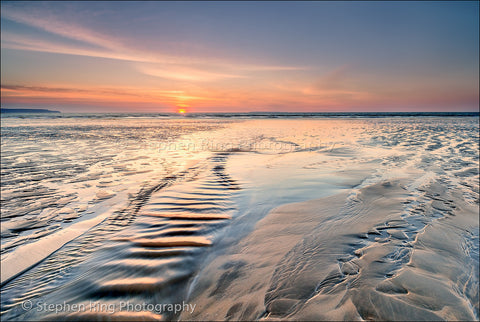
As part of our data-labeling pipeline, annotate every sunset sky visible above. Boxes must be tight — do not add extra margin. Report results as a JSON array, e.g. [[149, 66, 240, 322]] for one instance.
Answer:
[[1, 1, 478, 113]]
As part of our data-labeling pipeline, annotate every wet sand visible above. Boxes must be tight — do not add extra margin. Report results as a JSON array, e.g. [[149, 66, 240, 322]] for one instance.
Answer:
[[1, 117, 478, 321], [183, 180, 478, 320]]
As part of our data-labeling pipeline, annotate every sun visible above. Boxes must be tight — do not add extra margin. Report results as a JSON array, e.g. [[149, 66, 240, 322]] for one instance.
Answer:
[[177, 108, 186, 114]]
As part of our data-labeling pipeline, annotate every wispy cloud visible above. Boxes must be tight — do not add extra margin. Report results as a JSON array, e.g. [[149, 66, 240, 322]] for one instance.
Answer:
[[301, 65, 356, 94], [268, 65, 374, 104], [1, 84, 195, 98], [1, 27, 185, 64], [135, 61, 249, 82], [2, 84, 140, 96], [1, 6, 304, 83], [1, 83, 211, 110], [2, 5, 122, 52]]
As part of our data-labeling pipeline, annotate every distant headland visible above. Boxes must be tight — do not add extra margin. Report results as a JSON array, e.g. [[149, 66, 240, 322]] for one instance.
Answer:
[[1, 108, 61, 113]]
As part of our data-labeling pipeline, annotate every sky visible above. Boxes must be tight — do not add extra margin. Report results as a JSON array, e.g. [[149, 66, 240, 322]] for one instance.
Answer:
[[1, 1, 478, 113]]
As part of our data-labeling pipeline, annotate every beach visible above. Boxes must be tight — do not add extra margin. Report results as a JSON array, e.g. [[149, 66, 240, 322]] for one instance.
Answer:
[[1, 114, 478, 321]]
